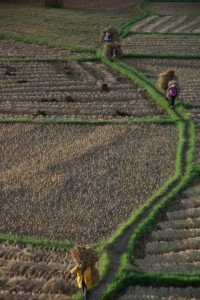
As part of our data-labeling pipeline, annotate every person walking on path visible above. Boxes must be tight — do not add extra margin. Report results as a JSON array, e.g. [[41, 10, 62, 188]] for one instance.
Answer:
[[167, 80, 179, 109], [70, 261, 93, 300]]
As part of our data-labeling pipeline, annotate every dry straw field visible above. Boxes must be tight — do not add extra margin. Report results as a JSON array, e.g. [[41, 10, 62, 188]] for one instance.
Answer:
[[0, 123, 177, 243], [0, 241, 77, 300], [0, 59, 165, 120], [124, 58, 200, 105], [0, 2, 129, 49], [1, 0, 199, 299]]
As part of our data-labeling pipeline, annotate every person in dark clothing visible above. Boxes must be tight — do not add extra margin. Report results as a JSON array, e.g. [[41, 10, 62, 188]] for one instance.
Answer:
[[167, 81, 179, 109]]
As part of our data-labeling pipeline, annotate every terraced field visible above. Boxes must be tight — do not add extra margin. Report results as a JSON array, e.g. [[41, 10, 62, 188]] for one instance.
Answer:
[[122, 34, 200, 55], [1, 0, 200, 299], [0, 2, 129, 49], [123, 57, 200, 167], [0, 123, 177, 244], [147, 2, 200, 16], [133, 184, 200, 274], [186, 108, 200, 165], [124, 58, 200, 105], [118, 285, 200, 300], [0, 39, 94, 59], [0, 60, 165, 120], [0, 242, 77, 300], [130, 15, 200, 33]]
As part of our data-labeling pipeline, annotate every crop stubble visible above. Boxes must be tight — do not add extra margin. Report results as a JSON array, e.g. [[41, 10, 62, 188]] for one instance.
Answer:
[[124, 58, 200, 105], [147, 2, 200, 16], [0, 123, 177, 243], [0, 241, 77, 299], [122, 34, 200, 55], [0, 3, 130, 49], [0, 60, 165, 120]]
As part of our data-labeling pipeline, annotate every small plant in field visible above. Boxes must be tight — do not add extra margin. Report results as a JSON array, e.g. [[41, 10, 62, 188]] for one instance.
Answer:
[[98, 83, 109, 92], [114, 109, 131, 117], [63, 94, 75, 103], [32, 109, 47, 117], [44, 0, 63, 8]]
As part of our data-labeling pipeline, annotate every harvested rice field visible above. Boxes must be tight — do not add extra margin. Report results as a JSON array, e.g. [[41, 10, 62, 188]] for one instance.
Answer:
[[122, 34, 200, 55], [117, 285, 200, 300], [1, 0, 143, 16], [133, 183, 200, 274], [187, 108, 200, 165], [0, 61, 165, 120], [0, 2, 130, 49], [130, 15, 200, 33], [147, 2, 200, 16], [0, 39, 94, 59], [0, 123, 177, 243], [124, 58, 200, 105], [1, 0, 200, 298], [0, 241, 77, 299]]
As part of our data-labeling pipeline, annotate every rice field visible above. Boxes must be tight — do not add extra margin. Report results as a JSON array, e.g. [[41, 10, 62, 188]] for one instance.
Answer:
[[122, 34, 200, 55], [124, 58, 200, 104], [0, 242, 77, 300], [0, 123, 177, 243], [1, 0, 200, 299], [147, 2, 200, 16], [0, 39, 94, 59], [0, 60, 165, 120], [0, 2, 130, 49], [118, 285, 200, 300], [133, 184, 200, 274], [130, 15, 200, 33]]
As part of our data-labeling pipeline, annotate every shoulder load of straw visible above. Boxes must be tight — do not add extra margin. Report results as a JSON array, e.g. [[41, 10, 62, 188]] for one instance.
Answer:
[[101, 43, 123, 59], [91, 266, 100, 285], [99, 26, 120, 44], [71, 246, 99, 267], [156, 69, 178, 92]]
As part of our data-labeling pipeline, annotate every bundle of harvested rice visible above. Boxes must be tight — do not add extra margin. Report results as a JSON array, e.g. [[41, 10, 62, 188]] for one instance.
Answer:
[[91, 266, 100, 285], [102, 43, 123, 59], [71, 246, 99, 267], [156, 69, 178, 92], [99, 27, 120, 44]]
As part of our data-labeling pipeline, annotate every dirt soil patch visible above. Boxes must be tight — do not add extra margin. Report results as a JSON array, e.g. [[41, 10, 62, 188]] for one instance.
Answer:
[[0, 123, 177, 244]]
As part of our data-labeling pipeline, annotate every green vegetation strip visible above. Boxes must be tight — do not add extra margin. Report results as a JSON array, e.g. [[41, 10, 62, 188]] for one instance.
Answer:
[[124, 53, 200, 59], [95, 58, 198, 299], [120, 0, 150, 38], [0, 233, 73, 250], [0, 57, 98, 63], [0, 118, 174, 125], [99, 117, 197, 300], [103, 58, 178, 121], [125, 32, 200, 36], [99, 272, 200, 300]]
